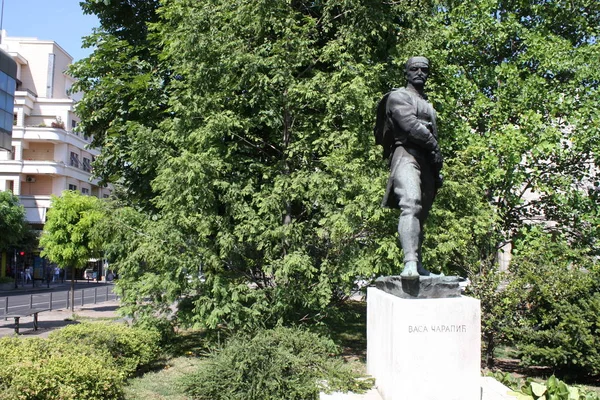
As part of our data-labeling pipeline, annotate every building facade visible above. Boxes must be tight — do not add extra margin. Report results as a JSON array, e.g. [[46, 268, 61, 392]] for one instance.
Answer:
[[0, 47, 17, 152], [0, 31, 111, 230]]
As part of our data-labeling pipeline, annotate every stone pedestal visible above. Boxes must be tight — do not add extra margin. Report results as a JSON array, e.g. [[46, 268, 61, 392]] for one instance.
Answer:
[[367, 287, 481, 400]]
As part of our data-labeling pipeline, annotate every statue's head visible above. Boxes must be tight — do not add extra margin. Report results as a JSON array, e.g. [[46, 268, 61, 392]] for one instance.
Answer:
[[405, 56, 430, 88]]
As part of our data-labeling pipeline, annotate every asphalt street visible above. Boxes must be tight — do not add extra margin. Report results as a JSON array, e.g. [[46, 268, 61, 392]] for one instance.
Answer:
[[0, 282, 116, 316]]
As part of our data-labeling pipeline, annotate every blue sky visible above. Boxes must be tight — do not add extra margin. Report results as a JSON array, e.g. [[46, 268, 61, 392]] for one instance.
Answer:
[[1, 0, 99, 61]]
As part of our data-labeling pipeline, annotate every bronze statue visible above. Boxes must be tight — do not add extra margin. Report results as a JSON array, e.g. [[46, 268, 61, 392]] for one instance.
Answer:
[[374, 56, 443, 279]]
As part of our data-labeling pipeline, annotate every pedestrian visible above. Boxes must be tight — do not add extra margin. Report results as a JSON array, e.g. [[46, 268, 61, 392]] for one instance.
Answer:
[[25, 267, 32, 283], [53, 266, 60, 282]]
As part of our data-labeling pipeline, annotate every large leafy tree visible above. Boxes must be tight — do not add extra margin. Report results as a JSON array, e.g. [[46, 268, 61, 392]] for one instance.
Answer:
[[0, 191, 30, 278], [40, 191, 103, 309], [71, 0, 166, 209], [0, 191, 28, 252], [74, 0, 599, 346]]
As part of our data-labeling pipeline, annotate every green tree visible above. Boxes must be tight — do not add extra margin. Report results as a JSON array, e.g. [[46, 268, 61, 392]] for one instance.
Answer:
[[40, 191, 103, 310], [74, 0, 600, 352], [0, 191, 28, 252], [0, 191, 34, 279], [71, 0, 166, 210], [509, 227, 600, 377]]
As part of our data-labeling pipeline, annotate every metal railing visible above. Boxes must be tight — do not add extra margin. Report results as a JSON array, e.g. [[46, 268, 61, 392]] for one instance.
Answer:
[[1, 286, 118, 317]]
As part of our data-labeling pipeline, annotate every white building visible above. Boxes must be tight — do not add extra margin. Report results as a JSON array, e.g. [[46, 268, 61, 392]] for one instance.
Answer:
[[0, 31, 111, 230]]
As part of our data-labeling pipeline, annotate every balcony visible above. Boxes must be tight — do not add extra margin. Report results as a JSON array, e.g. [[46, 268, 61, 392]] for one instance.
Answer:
[[11, 126, 95, 149], [18, 195, 51, 224], [0, 160, 101, 185]]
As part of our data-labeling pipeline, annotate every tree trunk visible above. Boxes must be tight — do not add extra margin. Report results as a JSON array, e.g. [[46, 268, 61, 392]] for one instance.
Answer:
[[70, 266, 75, 311], [485, 334, 495, 369]]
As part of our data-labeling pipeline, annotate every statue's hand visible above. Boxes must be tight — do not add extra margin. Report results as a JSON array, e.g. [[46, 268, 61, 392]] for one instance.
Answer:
[[430, 149, 443, 166]]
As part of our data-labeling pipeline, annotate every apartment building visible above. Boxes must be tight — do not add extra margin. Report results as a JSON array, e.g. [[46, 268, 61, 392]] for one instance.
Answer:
[[0, 31, 111, 231]]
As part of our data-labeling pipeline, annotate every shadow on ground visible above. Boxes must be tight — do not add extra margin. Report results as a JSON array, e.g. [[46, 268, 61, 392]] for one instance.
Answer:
[[0, 319, 81, 336]]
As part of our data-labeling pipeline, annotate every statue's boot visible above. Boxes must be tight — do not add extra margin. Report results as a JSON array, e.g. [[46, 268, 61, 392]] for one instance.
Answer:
[[400, 261, 419, 279]]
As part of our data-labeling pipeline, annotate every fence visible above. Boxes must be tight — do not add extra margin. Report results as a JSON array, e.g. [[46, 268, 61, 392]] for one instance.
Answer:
[[0, 286, 117, 317]]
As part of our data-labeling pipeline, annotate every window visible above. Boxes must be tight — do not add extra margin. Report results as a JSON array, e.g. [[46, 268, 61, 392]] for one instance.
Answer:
[[81, 188, 90, 195], [68, 184, 77, 191], [69, 152, 79, 167], [82, 157, 91, 172], [0, 71, 15, 134]]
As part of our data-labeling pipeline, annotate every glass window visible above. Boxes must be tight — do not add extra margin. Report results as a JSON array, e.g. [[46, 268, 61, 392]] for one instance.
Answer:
[[0, 92, 6, 110], [7, 77, 15, 94], [3, 111, 11, 131], [0, 72, 7, 92], [5, 94, 13, 115]]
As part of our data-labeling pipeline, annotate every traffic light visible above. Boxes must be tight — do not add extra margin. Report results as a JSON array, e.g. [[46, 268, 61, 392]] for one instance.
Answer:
[[19, 251, 25, 257]]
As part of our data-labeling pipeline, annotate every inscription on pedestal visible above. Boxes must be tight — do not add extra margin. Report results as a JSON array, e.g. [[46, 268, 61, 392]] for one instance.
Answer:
[[408, 324, 467, 333], [367, 287, 481, 400]]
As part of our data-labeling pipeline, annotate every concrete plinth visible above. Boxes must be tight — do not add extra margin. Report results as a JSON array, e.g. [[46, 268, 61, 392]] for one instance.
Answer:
[[367, 286, 481, 400]]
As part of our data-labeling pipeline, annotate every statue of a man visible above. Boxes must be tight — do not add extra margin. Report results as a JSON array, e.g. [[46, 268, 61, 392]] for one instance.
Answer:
[[374, 56, 443, 279]]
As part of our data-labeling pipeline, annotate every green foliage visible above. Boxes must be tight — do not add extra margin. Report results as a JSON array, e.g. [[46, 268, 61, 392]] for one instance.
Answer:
[[0, 191, 29, 252], [180, 326, 372, 400], [509, 228, 600, 376], [488, 372, 600, 400], [76, 0, 600, 353], [0, 322, 164, 399], [39, 191, 104, 270], [465, 262, 521, 368], [0, 336, 124, 400], [48, 322, 161, 376]]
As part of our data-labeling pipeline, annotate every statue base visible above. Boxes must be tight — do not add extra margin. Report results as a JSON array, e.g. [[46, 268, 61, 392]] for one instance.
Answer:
[[374, 275, 463, 299], [367, 286, 481, 400]]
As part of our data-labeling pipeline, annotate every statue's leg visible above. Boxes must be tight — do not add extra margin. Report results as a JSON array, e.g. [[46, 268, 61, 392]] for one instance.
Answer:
[[392, 152, 423, 279], [416, 161, 437, 276]]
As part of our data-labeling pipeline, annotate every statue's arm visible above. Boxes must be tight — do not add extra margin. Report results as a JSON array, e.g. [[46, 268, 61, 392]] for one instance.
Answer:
[[387, 91, 439, 152]]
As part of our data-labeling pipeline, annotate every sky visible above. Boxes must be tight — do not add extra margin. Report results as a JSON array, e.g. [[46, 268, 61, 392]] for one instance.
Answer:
[[1, 0, 99, 62]]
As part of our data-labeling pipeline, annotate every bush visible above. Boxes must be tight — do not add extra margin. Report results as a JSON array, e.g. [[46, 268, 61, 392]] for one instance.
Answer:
[[509, 229, 600, 377], [489, 372, 600, 400], [0, 337, 124, 400], [180, 326, 371, 400], [48, 322, 161, 375]]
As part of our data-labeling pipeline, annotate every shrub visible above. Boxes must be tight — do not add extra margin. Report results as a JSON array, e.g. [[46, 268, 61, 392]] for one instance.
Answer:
[[0, 337, 124, 400], [509, 229, 600, 377], [180, 326, 371, 400], [488, 372, 600, 400], [48, 321, 161, 375]]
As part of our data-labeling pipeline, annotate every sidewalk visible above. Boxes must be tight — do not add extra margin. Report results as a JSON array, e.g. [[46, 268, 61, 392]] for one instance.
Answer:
[[0, 299, 122, 338], [0, 280, 114, 297]]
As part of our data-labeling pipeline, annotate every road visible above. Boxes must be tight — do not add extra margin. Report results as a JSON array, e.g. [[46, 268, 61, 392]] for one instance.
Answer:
[[0, 283, 117, 316]]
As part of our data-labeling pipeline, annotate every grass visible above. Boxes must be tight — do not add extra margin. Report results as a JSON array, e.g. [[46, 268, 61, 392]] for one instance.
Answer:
[[123, 330, 214, 400], [124, 356, 204, 400]]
